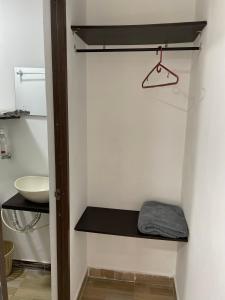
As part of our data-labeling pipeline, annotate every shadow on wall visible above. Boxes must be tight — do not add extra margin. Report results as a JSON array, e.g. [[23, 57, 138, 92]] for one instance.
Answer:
[[176, 105, 201, 298], [9, 117, 49, 176], [3, 211, 50, 263], [176, 50, 206, 298]]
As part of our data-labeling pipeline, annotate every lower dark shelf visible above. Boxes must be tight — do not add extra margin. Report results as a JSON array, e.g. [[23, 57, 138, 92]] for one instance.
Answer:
[[75, 207, 188, 242], [2, 193, 49, 214]]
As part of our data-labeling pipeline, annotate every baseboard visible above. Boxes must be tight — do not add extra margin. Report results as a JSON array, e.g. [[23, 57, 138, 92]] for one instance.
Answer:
[[174, 276, 180, 300], [88, 267, 174, 284], [77, 270, 88, 300], [13, 260, 51, 272], [77, 267, 177, 299]]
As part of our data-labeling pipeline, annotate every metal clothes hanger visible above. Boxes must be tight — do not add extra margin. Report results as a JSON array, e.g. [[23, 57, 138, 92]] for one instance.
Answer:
[[142, 47, 179, 89]]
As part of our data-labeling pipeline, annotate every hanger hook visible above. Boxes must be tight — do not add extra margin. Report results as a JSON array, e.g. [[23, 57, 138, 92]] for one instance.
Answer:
[[159, 46, 163, 63], [156, 46, 163, 73]]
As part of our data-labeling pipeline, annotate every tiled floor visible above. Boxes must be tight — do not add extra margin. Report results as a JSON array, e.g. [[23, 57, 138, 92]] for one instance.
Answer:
[[7, 268, 51, 300], [80, 277, 177, 300], [7, 267, 176, 300]]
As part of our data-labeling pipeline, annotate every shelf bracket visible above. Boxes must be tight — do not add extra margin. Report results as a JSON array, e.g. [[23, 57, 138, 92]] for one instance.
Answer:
[[1, 153, 11, 160]]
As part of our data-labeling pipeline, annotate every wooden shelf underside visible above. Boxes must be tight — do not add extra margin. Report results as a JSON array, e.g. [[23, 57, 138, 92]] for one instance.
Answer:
[[72, 22, 207, 46], [2, 194, 49, 214]]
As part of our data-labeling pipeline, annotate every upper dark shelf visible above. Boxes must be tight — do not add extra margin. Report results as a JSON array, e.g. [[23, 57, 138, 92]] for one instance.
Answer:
[[75, 206, 188, 242], [2, 193, 49, 214], [72, 21, 207, 46]]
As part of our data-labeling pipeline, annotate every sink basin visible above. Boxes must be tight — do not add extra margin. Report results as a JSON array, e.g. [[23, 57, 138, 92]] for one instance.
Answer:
[[14, 176, 49, 203]]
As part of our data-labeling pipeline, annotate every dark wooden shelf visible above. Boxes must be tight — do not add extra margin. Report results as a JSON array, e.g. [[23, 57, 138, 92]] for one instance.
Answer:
[[2, 193, 49, 214], [75, 207, 188, 242], [0, 116, 20, 120], [0, 110, 30, 120], [72, 22, 207, 46]]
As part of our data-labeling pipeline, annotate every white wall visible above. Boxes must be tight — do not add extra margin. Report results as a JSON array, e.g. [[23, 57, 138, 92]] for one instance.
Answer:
[[86, 0, 195, 276], [66, 0, 88, 298], [176, 1, 225, 299], [87, 0, 195, 25], [0, 0, 45, 112], [0, 0, 50, 263]]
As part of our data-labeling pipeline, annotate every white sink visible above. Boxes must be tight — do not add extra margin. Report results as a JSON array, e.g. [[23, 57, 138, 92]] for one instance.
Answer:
[[14, 176, 49, 203]]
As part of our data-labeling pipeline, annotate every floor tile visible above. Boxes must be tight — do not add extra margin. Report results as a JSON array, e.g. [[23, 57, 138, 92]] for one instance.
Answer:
[[8, 287, 17, 297], [7, 267, 51, 300]]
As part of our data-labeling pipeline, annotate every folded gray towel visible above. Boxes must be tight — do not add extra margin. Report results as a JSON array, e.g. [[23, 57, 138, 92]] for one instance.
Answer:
[[138, 201, 188, 239]]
